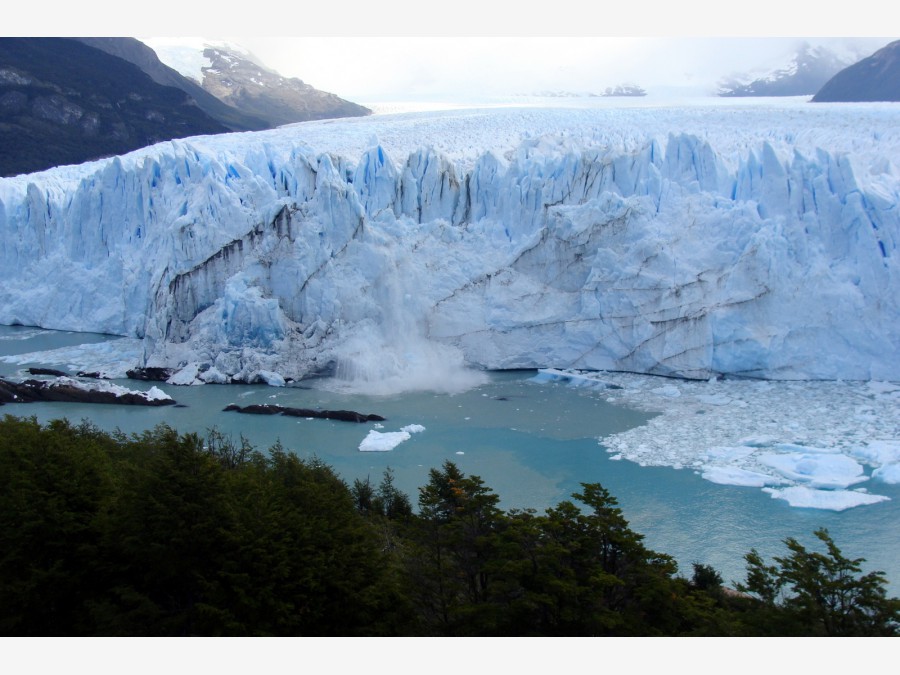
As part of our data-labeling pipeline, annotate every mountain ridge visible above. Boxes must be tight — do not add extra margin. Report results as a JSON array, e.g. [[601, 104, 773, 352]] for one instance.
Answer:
[[813, 40, 900, 102], [718, 41, 873, 97], [0, 37, 230, 177], [74, 37, 270, 131], [142, 39, 371, 127]]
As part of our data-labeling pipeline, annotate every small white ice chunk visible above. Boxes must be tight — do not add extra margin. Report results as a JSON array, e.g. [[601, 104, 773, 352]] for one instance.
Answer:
[[167, 363, 202, 385], [701, 466, 783, 487], [256, 370, 285, 387], [144, 386, 172, 402], [763, 486, 890, 511], [872, 464, 900, 484], [359, 430, 411, 452], [695, 394, 731, 406], [758, 451, 868, 489]]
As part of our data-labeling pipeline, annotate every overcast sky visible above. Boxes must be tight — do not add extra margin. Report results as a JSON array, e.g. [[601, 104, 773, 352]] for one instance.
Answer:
[[142, 36, 894, 103], [10, 1, 897, 102]]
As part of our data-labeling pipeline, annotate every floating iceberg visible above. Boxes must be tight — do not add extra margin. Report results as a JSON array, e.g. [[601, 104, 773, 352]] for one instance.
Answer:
[[762, 486, 890, 511], [358, 423, 425, 452]]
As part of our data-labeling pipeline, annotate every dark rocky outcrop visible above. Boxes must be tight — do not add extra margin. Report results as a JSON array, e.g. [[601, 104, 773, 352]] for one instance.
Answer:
[[126, 367, 174, 381], [223, 403, 385, 423], [27, 367, 68, 377], [813, 40, 900, 102], [0, 377, 175, 406]]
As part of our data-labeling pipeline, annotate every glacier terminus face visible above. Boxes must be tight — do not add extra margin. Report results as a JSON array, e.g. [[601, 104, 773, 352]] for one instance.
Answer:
[[0, 102, 897, 391]]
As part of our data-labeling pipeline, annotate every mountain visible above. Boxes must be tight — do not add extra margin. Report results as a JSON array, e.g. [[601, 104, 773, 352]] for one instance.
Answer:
[[73, 38, 269, 132], [601, 84, 647, 97], [718, 41, 876, 97], [0, 37, 230, 177], [142, 39, 371, 127], [0, 105, 896, 387], [813, 40, 900, 102]]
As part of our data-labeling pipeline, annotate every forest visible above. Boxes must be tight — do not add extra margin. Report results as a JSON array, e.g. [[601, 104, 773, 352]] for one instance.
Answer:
[[1, 414, 898, 636]]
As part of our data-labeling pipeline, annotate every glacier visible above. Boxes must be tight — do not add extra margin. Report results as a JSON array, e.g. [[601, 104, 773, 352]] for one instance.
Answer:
[[0, 102, 898, 390]]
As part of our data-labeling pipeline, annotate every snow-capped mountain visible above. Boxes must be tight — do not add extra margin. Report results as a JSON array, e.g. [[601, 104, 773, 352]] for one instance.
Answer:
[[600, 84, 647, 97], [520, 83, 647, 98], [813, 40, 900, 102], [0, 103, 897, 388], [74, 37, 270, 132], [141, 38, 370, 127], [718, 40, 886, 97]]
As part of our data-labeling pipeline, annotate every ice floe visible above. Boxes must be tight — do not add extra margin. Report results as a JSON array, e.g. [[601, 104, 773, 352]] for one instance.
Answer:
[[0, 338, 144, 379], [535, 368, 900, 510], [358, 424, 426, 452], [762, 486, 890, 511]]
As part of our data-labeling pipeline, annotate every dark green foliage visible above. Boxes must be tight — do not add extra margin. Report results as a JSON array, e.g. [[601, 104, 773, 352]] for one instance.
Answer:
[[402, 461, 503, 634], [0, 416, 115, 634], [1, 416, 897, 636], [351, 467, 412, 521], [400, 464, 721, 636], [738, 529, 900, 636], [691, 562, 724, 592], [0, 416, 396, 635]]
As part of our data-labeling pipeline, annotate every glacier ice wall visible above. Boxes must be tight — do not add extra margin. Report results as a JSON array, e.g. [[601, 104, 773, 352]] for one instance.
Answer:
[[0, 107, 897, 386]]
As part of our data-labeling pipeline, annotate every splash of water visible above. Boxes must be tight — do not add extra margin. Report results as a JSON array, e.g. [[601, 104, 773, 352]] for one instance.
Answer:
[[327, 328, 488, 396], [316, 236, 490, 396]]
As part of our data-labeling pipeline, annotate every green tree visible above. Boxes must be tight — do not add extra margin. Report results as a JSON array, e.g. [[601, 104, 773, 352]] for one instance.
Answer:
[[541, 483, 685, 635], [94, 425, 234, 635], [739, 528, 900, 636], [403, 461, 503, 634], [0, 416, 115, 635], [221, 446, 395, 635]]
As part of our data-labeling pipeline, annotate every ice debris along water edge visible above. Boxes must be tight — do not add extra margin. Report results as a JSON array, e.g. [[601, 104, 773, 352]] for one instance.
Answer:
[[0, 338, 145, 380], [359, 424, 426, 452], [534, 369, 900, 511], [0, 103, 898, 393], [0, 374, 173, 406]]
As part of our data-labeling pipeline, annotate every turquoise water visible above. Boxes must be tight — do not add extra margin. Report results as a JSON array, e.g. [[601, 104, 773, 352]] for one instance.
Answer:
[[2, 324, 898, 590]]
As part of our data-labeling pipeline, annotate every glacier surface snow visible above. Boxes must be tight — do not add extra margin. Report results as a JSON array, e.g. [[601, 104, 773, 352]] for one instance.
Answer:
[[0, 102, 898, 390]]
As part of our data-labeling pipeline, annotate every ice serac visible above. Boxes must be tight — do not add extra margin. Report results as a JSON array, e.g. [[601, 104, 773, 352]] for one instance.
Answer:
[[0, 108, 897, 387]]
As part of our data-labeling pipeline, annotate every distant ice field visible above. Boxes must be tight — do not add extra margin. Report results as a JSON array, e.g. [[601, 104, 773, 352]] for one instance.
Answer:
[[6, 97, 898, 191]]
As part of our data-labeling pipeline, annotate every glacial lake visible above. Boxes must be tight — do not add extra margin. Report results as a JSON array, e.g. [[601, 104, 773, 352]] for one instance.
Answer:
[[2, 324, 899, 591]]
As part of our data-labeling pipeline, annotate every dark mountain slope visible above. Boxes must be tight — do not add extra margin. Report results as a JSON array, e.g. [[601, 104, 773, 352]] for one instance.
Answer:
[[813, 40, 900, 102], [0, 38, 230, 177], [73, 37, 269, 132]]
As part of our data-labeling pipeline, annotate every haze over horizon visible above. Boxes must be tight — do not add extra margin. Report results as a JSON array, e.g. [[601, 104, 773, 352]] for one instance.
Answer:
[[140, 36, 896, 103], [8, 0, 897, 103]]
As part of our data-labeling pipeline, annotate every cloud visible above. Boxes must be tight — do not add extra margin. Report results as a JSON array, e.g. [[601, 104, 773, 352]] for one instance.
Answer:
[[220, 36, 896, 102]]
